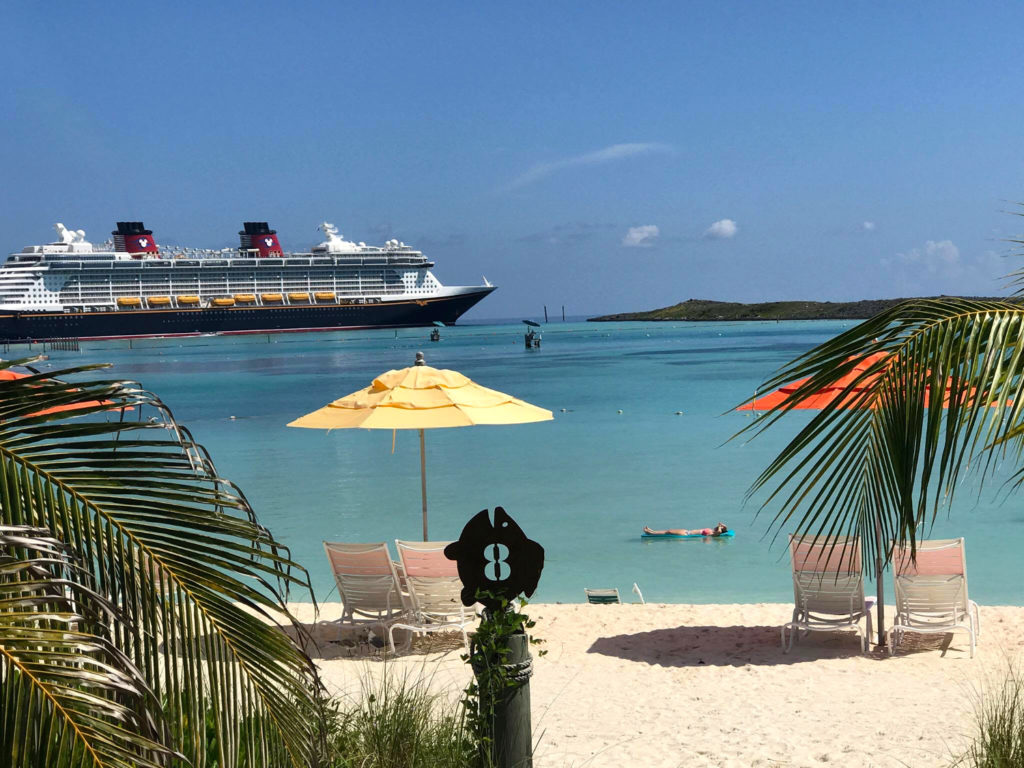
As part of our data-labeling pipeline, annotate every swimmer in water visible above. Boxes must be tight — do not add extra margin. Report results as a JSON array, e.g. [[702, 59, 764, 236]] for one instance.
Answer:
[[644, 523, 728, 537]]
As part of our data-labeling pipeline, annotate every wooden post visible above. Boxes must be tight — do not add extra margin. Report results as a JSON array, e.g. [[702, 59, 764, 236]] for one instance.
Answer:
[[485, 631, 533, 768]]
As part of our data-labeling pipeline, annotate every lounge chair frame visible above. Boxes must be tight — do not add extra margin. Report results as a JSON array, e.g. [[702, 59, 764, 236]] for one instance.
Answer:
[[323, 541, 408, 640], [782, 534, 872, 653], [389, 539, 474, 653], [889, 538, 980, 658]]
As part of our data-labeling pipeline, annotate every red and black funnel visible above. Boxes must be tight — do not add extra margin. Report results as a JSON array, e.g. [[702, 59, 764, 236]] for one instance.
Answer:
[[239, 222, 282, 257], [112, 222, 159, 258]]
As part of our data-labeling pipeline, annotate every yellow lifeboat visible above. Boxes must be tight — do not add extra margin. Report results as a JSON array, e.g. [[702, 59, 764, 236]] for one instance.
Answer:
[[147, 296, 171, 307], [315, 291, 336, 302], [234, 294, 256, 303], [261, 293, 283, 303], [177, 296, 200, 305], [212, 297, 235, 307], [117, 297, 142, 307], [288, 292, 310, 302]]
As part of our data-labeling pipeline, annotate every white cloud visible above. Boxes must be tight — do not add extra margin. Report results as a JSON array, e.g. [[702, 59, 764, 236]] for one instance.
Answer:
[[703, 219, 738, 239], [622, 225, 659, 247], [863, 221, 876, 231], [504, 143, 673, 190], [880, 240, 1007, 295], [892, 239, 960, 273]]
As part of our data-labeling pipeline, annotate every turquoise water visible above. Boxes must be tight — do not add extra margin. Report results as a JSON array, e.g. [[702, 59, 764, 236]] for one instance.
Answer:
[[33, 320, 1024, 605]]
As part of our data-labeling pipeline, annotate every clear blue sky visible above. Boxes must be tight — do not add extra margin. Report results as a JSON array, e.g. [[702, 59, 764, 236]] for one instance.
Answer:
[[3, 1, 1023, 318]]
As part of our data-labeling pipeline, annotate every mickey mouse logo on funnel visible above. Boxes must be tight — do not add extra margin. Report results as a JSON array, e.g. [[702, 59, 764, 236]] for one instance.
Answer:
[[444, 507, 544, 612]]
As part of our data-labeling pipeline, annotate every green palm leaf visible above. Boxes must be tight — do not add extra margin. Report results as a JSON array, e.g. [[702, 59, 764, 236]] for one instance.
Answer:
[[737, 297, 1024, 556], [0, 524, 176, 768], [0, 359, 324, 767]]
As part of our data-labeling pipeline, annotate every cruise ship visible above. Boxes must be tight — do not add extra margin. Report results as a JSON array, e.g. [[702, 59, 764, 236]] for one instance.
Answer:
[[0, 222, 495, 341]]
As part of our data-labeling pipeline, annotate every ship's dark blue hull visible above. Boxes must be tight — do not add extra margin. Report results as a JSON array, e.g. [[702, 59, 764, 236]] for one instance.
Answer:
[[0, 288, 494, 342]]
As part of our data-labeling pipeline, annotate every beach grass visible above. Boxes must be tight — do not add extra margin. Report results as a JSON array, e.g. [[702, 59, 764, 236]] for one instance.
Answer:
[[955, 661, 1024, 767], [323, 665, 476, 768]]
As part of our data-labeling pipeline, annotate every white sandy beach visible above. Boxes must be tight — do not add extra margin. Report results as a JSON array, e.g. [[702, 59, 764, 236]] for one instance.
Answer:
[[282, 602, 1024, 768]]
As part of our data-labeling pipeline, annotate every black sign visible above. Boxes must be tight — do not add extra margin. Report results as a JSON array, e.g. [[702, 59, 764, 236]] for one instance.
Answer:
[[444, 506, 544, 611]]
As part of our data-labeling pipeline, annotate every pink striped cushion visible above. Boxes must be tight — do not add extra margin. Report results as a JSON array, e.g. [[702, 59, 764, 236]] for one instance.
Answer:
[[790, 536, 861, 573], [326, 546, 392, 576], [400, 547, 458, 577], [892, 540, 964, 576]]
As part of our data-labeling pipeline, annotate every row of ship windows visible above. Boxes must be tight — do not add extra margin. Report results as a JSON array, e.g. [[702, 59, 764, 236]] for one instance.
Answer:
[[20, 308, 382, 326], [64, 282, 418, 290], [61, 281, 414, 291], [67, 278, 414, 286], [14, 280, 438, 298], [65, 277, 424, 286], [55, 290, 415, 299], [54, 269, 412, 279]]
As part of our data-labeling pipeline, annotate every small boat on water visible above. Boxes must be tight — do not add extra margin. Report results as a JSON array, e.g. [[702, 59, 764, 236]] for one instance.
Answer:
[[523, 319, 541, 349]]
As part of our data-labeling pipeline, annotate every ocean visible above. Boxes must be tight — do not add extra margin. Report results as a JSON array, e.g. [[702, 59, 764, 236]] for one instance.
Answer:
[[30, 320, 1024, 606]]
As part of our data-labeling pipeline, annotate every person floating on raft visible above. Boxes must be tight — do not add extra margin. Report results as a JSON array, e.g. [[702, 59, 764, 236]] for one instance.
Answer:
[[643, 522, 729, 537]]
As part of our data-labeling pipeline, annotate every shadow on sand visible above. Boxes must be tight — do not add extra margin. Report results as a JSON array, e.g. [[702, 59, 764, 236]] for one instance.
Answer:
[[586, 624, 966, 666], [281, 620, 466, 661]]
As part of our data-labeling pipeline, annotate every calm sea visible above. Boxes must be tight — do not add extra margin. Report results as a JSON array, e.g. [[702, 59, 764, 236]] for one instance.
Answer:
[[33, 320, 1024, 605]]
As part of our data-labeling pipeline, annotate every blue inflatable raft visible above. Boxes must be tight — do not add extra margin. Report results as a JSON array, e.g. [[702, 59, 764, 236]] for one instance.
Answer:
[[641, 530, 735, 540]]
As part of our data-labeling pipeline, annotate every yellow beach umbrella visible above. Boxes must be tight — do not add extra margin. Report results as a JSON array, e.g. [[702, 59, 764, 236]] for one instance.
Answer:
[[288, 352, 553, 539]]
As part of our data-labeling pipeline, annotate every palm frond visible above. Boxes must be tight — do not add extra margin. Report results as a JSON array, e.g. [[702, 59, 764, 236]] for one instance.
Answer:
[[736, 297, 1024, 557], [0, 360, 324, 767], [0, 524, 176, 768]]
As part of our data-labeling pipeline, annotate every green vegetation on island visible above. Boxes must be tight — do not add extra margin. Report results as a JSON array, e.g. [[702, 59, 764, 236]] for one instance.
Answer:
[[588, 297, 1021, 322]]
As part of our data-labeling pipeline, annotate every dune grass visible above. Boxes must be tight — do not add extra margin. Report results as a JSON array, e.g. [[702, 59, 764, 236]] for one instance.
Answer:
[[322, 666, 476, 768], [956, 662, 1024, 767]]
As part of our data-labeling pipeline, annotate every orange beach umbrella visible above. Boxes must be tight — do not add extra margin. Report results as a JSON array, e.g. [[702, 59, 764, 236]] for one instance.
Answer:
[[288, 352, 553, 540], [738, 352, 992, 411], [0, 369, 124, 417]]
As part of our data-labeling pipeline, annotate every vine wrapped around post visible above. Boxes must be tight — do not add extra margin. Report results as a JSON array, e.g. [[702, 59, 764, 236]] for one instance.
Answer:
[[461, 593, 545, 768]]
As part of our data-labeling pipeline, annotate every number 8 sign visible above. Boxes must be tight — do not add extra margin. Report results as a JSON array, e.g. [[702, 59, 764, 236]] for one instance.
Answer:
[[444, 507, 545, 612]]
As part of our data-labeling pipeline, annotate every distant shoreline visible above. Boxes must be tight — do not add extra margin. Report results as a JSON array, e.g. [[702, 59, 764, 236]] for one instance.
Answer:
[[588, 296, 1020, 322]]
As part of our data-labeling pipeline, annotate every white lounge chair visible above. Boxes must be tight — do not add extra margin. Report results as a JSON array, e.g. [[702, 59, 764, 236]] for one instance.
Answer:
[[389, 540, 475, 653], [323, 541, 408, 640], [782, 534, 872, 653], [889, 537, 979, 658]]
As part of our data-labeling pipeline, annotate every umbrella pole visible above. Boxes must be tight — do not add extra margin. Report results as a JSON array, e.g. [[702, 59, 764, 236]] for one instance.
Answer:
[[420, 428, 428, 541], [874, 516, 886, 648]]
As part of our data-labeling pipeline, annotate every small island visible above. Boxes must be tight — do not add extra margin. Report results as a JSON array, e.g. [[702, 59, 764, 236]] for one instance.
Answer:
[[588, 297, 1020, 322]]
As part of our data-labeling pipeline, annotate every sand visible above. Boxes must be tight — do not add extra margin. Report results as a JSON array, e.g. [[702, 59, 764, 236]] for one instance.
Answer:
[[284, 602, 1023, 768]]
